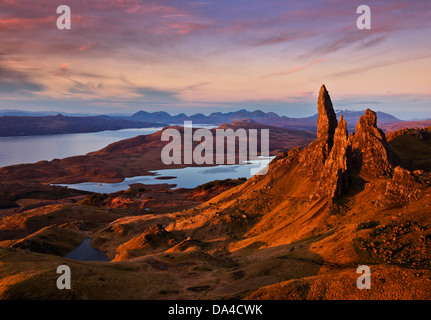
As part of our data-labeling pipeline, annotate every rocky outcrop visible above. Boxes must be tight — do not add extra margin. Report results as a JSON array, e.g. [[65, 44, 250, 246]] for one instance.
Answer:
[[299, 85, 337, 174], [299, 87, 398, 201], [386, 127, 431, 142], [298, 137, 332, 175], [376, 166, 424, 208], [348, 109, 395, 179], [317, 85, 338, 141], [114, 224, 179, 261], [314, 115, 349, 199]]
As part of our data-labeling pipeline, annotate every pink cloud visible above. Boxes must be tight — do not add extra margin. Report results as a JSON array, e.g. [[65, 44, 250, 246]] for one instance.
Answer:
[[182, 80, 214, 91], [52, 63, 71, 77], [262, 59, 325, 78], [78, 44, 93, 51], [0, 16, 52, 30], [164, 21, 207, 35]]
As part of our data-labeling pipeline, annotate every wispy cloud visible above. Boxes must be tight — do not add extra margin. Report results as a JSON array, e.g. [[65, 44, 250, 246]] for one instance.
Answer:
[[52, 63, 72, 77], [330, 54, 431, 78], [0, 0, 430, 117], [182, 80, 214, 91], [262, 59, 324, 78], [133, 87, 181, 103], [0, 62, 44, 93], [78, 44, 93, 51]]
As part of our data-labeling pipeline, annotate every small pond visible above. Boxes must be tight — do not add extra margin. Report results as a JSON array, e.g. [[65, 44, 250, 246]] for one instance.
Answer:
[[64, 238, 110, 262]]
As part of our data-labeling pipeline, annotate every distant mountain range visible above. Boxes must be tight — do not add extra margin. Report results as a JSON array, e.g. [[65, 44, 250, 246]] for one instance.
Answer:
[[127, 109, 402, 132], [1, 108, 428, 137], [0, 114, 162, 137], [0, 109, 130, 118]]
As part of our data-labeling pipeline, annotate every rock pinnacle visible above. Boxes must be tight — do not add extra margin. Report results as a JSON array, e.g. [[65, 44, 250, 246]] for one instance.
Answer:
[[317, 85, 338, 140]]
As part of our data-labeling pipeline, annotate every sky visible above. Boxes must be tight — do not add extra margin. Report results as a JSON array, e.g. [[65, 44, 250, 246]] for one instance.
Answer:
[[1, 0, 431, 119]]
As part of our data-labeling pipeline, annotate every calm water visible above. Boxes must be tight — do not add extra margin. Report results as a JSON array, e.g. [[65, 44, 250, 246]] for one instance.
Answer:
[[0, 125, 218, 168], [64, 238, 110, 262], [0, 127, 164, 168], [0, 124, 271, 193], [55, 158, 273, 193]]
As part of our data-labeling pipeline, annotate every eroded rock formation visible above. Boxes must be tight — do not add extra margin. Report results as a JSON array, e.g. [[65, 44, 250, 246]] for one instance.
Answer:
[[348, 109, 395, 179], [317, 85, 338, 141], [300, 86, 398, 201], [299, 85, 337, 174], [314, 115, 349, 199], [376, 166, 424, 208]]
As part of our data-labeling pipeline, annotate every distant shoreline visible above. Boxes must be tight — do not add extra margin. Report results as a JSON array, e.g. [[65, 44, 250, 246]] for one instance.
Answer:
[[0, 114, 164, 137]]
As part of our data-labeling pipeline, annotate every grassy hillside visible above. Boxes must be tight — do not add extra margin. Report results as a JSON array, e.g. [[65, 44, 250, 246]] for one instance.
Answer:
[[388, 127, 431, 171]]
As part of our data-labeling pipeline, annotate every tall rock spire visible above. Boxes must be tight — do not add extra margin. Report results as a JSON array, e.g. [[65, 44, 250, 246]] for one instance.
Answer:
[[317, 85, 338, 141], [298, 85, 338, 174], [314, 114, 349, 200]]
